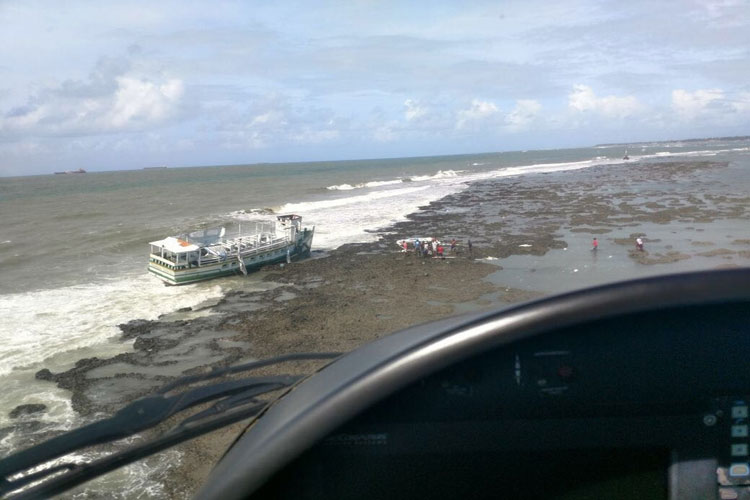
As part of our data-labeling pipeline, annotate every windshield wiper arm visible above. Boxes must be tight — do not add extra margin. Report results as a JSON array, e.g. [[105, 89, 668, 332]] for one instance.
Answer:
[[0, 375, 297, 497], [6, 397, 270, 499], [0, 351, 342, 499], [156, 351, 344, 394]]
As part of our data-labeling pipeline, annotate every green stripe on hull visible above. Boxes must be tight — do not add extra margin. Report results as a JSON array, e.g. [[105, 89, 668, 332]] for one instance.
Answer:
[[148, 266, 234, 285]]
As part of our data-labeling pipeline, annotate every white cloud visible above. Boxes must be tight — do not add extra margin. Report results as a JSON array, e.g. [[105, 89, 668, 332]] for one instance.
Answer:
[[374, 122, 398, 142], [292, 128, 340, 144], [692, 0, 745, 24], [108, 77, 184, 128], [568, 85, 640, 119], [732, 92, 750, 114], [1, 73, 185, 136], [671, 88, 724, 121], [404, 99, 427, 121], [219, 109, 285, 149], [217, 100, 343, 150], [456, 99, 499, 130], [249, 110, 287, 128], [220, 129, 266, 149], [505, 99, 541, 131]]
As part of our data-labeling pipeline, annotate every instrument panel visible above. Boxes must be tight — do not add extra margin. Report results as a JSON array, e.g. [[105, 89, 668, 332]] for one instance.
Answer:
[[265, 302, 750, 499], [198, 270, 750, 500]]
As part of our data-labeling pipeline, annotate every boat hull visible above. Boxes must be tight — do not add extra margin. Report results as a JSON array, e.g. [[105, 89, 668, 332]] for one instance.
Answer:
[[148, 228, 313, 285]]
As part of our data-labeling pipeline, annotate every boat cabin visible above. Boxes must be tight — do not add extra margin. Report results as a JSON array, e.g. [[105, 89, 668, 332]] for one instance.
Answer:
[[149, 237, 203, 270]]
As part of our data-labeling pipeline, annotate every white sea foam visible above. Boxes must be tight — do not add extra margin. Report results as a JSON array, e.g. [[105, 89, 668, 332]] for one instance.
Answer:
[[467, 158, 614, 182], [0, 275, 224, 376], [281, 169, 485, 249], [228, 208, 279, 221], [281, 185, 446, 249], [326, 174, 464, 191], [327, 183, 356, 190], [0, 273, 226, 447], [634, 146, 750, 162], [0, 273, 225, 464], [326, 179, 404, 190], [409, 169, 463, 181]]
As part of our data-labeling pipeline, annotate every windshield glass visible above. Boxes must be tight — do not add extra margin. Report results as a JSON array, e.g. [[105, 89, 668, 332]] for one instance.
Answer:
[[1, 1, 749, 498]]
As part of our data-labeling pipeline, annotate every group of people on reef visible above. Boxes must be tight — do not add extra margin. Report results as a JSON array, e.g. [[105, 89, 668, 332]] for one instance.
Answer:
[[402, 237, 468, 258], [591, 237, 646, 252]]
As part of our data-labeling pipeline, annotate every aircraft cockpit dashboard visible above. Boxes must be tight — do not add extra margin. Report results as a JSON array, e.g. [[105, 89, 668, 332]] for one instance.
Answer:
[[199, 269, 750, 500]]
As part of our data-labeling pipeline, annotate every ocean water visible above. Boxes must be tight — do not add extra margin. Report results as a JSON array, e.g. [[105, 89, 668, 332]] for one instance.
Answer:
[[1, 140, 749, 495]]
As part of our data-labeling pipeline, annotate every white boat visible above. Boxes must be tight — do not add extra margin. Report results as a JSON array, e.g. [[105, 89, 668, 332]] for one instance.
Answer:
[[148, 214, 314, 285]]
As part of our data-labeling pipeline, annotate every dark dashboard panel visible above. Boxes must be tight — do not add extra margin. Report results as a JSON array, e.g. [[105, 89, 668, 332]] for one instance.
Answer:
[[198, 270, 750, 500], [259, 302, 750, 499], [362, 303, 750, 423]]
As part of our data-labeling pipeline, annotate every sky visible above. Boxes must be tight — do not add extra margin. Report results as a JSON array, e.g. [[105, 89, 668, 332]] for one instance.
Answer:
[[1, 0, 749, 176]]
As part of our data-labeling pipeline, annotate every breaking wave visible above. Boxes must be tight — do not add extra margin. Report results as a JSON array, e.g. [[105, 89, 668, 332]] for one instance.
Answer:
[[409, 169, 464, 181], [325, 169, 465, 191], [327, 179, 404, 190]]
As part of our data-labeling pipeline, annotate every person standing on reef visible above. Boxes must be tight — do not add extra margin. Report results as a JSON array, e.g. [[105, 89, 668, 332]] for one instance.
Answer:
[[636, 237, 644, 251], [414, 239, 421, 256], [467, 239, 473, 257], [592, 238, 598, 251], [450, 239, 457, 253]]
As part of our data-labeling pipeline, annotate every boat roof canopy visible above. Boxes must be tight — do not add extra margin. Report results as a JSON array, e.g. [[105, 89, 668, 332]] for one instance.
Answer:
[[149, 237, 201, 253]]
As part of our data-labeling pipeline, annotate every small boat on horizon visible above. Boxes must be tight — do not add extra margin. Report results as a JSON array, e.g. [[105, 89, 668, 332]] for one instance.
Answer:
[[54, 168, 87, 174], [148, 214, 314, 285]]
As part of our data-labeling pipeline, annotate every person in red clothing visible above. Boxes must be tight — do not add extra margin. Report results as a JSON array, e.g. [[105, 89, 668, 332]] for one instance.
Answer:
[[437, 244, 444, 258], [592, 238, 598, 251]]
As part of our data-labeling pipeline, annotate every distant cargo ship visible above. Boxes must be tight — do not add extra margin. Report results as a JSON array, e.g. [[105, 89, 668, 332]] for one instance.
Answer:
[[54, 168, 87, 175]]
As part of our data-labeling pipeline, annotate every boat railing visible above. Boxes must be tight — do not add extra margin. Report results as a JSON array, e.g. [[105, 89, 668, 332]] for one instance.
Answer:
[[149, 255, 189, 271], [220, 235, 289, 255], [149, 233, 293, 271], [149, 255, 175, 266]]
